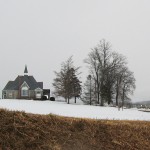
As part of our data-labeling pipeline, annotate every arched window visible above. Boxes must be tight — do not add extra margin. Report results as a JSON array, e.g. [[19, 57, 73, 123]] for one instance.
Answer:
[[21, 86, 28, 96]]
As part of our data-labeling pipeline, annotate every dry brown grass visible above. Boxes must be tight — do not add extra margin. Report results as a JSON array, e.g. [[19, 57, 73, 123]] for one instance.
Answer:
[[0, 109, 150, 150]]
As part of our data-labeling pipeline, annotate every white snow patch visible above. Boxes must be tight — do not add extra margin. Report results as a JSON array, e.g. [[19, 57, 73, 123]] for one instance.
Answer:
[[0, 99, 150, 121]]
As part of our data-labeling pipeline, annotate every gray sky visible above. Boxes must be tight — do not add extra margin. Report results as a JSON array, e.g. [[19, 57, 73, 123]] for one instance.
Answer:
[[0, 0, 150, 101]]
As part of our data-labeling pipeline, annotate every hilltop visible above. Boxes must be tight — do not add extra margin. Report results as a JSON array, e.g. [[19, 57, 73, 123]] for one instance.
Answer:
[[0, 99, 150, 121]]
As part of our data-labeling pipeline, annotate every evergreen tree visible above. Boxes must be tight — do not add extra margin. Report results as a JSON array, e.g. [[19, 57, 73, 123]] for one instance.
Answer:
[[53, 57, 82, 104]]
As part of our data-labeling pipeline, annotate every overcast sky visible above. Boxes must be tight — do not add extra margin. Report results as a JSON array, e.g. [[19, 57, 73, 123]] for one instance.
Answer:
[[0, 0, 150, 101]]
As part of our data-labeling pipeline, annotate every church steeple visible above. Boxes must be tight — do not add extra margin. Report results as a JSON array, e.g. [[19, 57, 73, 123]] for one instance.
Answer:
[[24, 65, 28, 75]]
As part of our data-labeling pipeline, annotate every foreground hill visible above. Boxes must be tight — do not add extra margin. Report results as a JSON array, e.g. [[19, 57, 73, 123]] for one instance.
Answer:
[[0, 109, 150, 150]]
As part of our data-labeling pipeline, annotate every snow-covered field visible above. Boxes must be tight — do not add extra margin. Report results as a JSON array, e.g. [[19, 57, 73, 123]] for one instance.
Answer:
[[0, 99, 150, 121]]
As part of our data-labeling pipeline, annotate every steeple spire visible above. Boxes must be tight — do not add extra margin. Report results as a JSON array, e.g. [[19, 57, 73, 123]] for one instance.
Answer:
[[24, 65, 28, 75]]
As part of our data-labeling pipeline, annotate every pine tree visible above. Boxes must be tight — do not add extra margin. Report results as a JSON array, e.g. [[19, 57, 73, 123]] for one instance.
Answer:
[[53, 57, 82, 104]]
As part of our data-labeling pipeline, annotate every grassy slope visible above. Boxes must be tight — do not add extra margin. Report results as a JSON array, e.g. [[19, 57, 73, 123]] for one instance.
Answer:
[[0, 109, 150, 150]]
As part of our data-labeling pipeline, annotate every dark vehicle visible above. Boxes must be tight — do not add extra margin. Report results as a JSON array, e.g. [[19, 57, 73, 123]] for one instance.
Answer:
[[50, 97, 55, 101], [41, 95, 47, 100]]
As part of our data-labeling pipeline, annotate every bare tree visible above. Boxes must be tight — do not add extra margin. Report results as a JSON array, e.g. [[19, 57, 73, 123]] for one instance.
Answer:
[[110, 52, 127, 106], [81, 75, 97, 105], [120, 69, 136, 108], [84, 49, 101, 104], [85, 39, 112, 106], [85, 39, 136, 106]]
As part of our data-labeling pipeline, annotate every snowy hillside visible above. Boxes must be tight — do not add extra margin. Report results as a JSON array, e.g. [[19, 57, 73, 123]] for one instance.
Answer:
[[0, 99, 150, 121]]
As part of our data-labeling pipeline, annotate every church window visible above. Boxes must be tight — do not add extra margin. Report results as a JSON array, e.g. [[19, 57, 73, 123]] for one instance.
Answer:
[[21, 86, 28, 96]]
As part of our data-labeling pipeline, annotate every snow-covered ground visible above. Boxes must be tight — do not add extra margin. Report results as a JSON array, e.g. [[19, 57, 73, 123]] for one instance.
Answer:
[[0, 99, 150, 121]]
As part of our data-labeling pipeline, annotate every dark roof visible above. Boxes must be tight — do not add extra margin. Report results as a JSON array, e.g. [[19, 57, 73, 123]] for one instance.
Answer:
[[38, 82, 43, 89], [3, 81, 15, 91], [3, 75, 43, 90]]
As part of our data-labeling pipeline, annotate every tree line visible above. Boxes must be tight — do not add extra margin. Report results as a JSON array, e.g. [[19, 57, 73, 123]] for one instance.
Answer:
[[53, 39, 136, 106]]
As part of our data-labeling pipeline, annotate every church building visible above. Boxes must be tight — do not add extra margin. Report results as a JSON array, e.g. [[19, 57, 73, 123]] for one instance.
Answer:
[[2, 66, 50, 100]]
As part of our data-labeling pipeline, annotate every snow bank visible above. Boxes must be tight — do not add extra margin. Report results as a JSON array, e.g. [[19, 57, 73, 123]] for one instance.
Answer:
[[0, 99, 150, 121]]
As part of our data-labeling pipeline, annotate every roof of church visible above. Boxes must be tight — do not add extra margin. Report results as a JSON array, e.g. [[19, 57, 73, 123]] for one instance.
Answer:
[[3, 75, 43, 90]]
